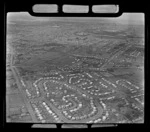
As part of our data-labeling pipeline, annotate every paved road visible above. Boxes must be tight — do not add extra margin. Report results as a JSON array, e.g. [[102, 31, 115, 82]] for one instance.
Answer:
[[9, 52, 39, 122], [99, 44, 132, 71]]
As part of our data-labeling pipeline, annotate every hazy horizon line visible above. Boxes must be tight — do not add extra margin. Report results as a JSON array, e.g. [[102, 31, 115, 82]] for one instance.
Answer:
[[7, 12, 144, 25]]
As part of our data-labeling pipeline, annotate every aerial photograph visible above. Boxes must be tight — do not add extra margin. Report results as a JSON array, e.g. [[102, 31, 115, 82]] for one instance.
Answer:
[[6, 12, 144, 124]]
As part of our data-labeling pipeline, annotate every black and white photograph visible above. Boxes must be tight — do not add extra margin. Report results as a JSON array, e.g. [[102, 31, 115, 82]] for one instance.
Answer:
[[6, 7, 144, 124]]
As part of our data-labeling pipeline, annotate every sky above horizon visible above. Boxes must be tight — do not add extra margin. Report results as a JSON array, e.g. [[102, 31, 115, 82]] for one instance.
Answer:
[[7, 12, 144, 25]]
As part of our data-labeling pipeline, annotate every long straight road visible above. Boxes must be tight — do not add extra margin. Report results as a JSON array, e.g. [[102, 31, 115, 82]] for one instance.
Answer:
[[99, 43, 132, 71], [7, 48, 39, 122], [11, 64, 39, 122]]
